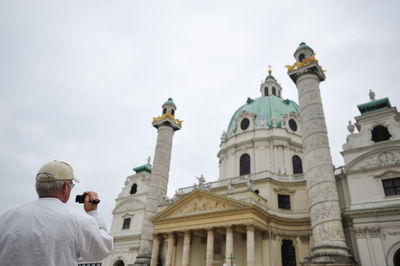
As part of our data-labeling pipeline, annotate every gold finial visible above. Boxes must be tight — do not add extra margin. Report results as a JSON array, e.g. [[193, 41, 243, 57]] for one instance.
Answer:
[[268, 65, 272, 74]]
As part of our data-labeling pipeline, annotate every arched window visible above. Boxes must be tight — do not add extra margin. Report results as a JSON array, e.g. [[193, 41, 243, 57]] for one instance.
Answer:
[[240, 154, 250, 176], [394, 248, 400, 266], [272, 87, 276, 95], [281, 240, 296, 266], [264, 87, 269, 96], [292, 155, 303, 174], [299, 53, 305, 62], [371, 125, 391, 142], [113, 260, 125, 266], [130, 183, 137, 194], [171, 109, 175, 116], [163, 108, 167, 114]]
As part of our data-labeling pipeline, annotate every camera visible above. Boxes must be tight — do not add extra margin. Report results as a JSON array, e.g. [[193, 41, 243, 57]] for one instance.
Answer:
[[75, 193, 100, 204]]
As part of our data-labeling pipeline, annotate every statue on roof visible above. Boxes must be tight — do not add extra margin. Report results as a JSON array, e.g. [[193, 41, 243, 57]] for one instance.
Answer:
[[369, 89, 376, 101]]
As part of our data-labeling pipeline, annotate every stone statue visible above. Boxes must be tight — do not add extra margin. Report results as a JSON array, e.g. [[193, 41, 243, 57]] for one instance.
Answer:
[[347, 121, 355, 134], [369, 89, 376, 101], [196, 174, 206, 187]]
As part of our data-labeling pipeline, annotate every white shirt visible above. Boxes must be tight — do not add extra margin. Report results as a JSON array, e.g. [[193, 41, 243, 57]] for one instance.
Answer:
[[0, 198, 113, 266]]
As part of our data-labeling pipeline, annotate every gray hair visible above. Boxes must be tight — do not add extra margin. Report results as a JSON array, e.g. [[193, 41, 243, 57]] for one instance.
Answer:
[[35, 180, 67, 197]]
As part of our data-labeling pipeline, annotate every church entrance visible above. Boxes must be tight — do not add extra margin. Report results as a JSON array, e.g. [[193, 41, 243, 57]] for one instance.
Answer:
[[281, 239, 296, 266]]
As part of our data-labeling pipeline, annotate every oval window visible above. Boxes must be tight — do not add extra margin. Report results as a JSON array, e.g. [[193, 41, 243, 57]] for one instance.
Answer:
[[289, 119, 297, 131], [240, 118, 250, 130]]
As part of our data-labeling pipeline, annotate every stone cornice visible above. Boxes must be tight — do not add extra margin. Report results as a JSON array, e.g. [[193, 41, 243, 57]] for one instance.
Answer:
[[343, 204, 400, 218]]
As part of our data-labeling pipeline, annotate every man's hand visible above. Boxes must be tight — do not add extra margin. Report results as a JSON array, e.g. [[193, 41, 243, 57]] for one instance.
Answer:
[[84, 191, 99, 212]]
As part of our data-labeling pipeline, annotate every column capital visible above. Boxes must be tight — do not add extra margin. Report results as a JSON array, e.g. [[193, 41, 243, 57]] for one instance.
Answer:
[[226, 225, 234, 232], [205, 227, 214, 233], [246, 223, 255, 231]]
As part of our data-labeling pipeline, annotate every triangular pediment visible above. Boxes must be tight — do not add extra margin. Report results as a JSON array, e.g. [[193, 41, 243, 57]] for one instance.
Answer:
[[151, 190, 251, 222]]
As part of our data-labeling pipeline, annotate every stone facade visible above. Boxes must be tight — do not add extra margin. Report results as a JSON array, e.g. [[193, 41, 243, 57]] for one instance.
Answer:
[[102, 43, 400, 266], [338, 96, 400, 266]]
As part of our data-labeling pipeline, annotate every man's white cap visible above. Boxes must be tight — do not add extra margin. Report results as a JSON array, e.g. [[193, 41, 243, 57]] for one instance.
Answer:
[[36, 160, 80, 183]]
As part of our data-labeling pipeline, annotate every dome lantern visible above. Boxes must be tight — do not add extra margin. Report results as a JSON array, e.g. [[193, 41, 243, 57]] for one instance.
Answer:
[[260, 66, 283, 98]]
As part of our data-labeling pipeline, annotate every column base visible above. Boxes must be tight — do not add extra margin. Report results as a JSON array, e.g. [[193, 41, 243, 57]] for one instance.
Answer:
[[133, 253, 152, 266], [301, 254, 357, 266]]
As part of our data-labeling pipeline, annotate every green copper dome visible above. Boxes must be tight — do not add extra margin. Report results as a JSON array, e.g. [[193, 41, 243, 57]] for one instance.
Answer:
[[227, 95, 299, 133], [163, 97, 176, 108]]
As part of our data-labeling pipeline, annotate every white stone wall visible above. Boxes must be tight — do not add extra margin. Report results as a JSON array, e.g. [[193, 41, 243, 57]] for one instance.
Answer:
[[218, 125, 302, 180], [341, 99, 400, 265]]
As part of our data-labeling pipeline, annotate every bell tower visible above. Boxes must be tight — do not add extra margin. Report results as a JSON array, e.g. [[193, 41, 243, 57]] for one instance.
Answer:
[[134, 98, 182, 266], [287, 43, 355, 265]]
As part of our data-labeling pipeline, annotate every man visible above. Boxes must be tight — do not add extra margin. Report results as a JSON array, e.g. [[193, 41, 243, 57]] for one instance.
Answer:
[[0, 160, 113, 266]]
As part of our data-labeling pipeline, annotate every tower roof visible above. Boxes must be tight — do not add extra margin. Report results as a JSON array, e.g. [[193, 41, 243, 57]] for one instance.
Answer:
[[357, 97, 392, 114], [163, 98, 176, 108], [227, 95, 299, 133]]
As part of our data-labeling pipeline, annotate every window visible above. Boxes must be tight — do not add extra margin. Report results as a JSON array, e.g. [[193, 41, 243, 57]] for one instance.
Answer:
[[240, 154, 250, 176], [264, 87, 269, 96], [113, 260, 125, 266], [299, 53, 305, 62], [130, 183, 137, 194], [272, 87, 276, 95], [278, 194, 290, 209], [372, 125, 391, 142], [281, 239, 296, 266], [292, 155, 303, 174], [163, 108, 167, 114], [240, 118, 250, 130], [171, 109, 175, 116], [255, 189, 259, 194], [122, 218, 131, 229], [382, 177, 400, 196], [394, 248, 400, 266], [289, 119, 297, 131]]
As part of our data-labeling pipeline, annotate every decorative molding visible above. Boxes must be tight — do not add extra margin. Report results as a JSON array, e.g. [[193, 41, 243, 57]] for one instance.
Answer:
[[354, 226, 381, 237], [273, 187, 295, 194]]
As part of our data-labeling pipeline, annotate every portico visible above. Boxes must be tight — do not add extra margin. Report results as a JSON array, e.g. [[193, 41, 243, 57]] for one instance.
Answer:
[[149, 190, 311, 266]]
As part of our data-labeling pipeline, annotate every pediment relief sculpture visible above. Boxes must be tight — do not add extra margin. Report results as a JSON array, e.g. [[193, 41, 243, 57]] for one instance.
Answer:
[[168, 195, 234, 217], [348, 150, 400, 171]]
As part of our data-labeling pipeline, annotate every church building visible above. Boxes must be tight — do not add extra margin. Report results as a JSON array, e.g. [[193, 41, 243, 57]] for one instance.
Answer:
[[101, 43, 400, 266]]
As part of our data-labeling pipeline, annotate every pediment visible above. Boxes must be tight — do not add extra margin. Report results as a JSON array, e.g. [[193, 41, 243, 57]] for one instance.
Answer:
[[347, 148, 400, 172], [113, 197, 145, 214], [151, 190, 251, 221]]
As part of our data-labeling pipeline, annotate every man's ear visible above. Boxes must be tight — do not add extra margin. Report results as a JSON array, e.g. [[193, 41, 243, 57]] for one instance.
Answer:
[[62, 182, 69, 193]]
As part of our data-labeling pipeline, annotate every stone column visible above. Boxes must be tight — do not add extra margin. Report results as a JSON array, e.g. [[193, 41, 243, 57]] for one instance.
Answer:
[[135, 99, 181, 266], [261, 232, 270, 266], [287, 43, 354, 265], [225, 225, 233, 266], [182, 230, 191, 266], [295, 236, 303, 265], [246, 224, 255, 266], [165, 233, 175, 266], [206, 228, 214, 266], [150, 234, 160, 266]]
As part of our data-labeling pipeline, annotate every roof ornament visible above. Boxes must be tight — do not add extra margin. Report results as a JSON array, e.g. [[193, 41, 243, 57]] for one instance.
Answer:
[[196, 174, 206, 187], [369, 89, 376, 101], [146, 156, 151, 165], [347, 121, 355, 134]]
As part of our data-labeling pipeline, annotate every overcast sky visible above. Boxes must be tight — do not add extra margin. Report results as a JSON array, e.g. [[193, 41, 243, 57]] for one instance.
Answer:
[[1, 0, 399, 229]]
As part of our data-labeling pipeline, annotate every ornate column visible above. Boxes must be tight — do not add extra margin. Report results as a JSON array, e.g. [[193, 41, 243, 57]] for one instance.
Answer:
[[246, 224, 255, 266], [182, 230, 191, 266], [150, 234, 160, 266], [225, 225, 233, 266], [135, 99, 182, 266], [206, 228, 214, 266], [165, 233, 175, 266], [287, 43, 354, 265]]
